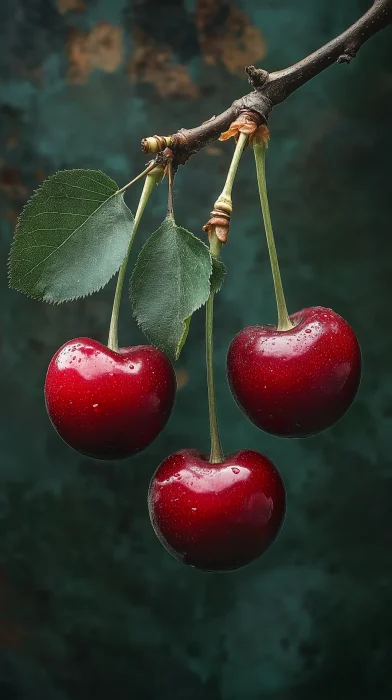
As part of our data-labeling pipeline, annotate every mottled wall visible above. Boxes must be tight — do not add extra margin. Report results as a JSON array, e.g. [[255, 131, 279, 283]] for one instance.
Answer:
[[0, 1, 391, 698]]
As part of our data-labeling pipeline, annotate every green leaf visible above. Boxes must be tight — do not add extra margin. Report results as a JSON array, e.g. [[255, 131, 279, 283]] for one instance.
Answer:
[[9, 169, 133, 303], [177, 315, 192, 357], [131, 216, 212, 361], [210, 257, 226, 294]]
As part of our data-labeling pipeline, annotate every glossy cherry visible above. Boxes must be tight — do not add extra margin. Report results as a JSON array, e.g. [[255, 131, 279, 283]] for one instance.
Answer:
[[45, 337, 176, 460], [227, 306, 361, 438], [148, 448, 286, 571]]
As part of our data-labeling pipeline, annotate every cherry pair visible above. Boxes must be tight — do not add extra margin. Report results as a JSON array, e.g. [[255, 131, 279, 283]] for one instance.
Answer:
[[149, 303, 361, 571]]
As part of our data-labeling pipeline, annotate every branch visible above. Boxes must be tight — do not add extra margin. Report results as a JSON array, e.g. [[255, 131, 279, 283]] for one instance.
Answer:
[[142, 0, 392, 163]]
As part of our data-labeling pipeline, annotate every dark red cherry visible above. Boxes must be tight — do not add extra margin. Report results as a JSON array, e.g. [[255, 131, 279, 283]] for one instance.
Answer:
[[148, 448, 285, 571], [227, 306, 361, 438], [45, 337, 176, 460]]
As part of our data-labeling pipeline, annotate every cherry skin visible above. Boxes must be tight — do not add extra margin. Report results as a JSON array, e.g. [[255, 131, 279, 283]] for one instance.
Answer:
[[148, 449, 286, 572], [45, 337, 176, 460], [227, 306, 361, 438]]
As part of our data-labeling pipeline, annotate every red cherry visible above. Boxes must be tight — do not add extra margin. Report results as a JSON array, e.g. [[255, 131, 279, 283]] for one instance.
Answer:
[[227, 306, 361, 438], [45, 337, 176, 460], [148, 449, 285, 571]]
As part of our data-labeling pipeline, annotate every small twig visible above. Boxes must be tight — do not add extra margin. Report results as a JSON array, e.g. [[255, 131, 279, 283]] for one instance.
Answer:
[[141, 0, 392, 165], [116, 161, 156, 195]]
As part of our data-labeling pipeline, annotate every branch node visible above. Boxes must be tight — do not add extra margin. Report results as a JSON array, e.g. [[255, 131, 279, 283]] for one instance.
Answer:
[[245, 65, 269, 89], [337, 51, 356, 64], [219, 110, 261, 142]]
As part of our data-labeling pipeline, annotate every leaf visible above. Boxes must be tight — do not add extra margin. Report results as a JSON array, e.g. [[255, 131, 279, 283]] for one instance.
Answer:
[[9, 169, 133, 303], [177, 316, 192, 357], [131, 216, 212, 361], [210, 257, 226, 294]]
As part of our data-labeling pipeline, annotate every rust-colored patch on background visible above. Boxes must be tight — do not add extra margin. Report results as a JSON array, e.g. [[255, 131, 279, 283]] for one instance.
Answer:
[[128, 29, 199, 99], [0, 164, 29, 201], [0, 569, 26, 650], [205, 145, 223, 156], [5, 210, 19, 226], [67, 22, 124, 84], [5, 132, 19, 150], [0, 621, 25, 650], [196, 0, 266, 75], [35, 169, 48, 184], [175, 368, 189, 390], [57, 0, 86, 14]]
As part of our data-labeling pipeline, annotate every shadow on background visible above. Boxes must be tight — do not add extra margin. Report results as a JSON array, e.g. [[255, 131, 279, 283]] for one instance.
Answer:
[[0, 1, 391, 698]]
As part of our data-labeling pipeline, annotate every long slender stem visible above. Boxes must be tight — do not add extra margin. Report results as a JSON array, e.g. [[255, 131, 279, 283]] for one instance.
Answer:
[[107, 168, 163, 352], [206, 132, 248, 463], [206, 232, 223, 464], [116, 162, 156, 196], [222, 132, 248, 198], [253, 140, 293, 331]]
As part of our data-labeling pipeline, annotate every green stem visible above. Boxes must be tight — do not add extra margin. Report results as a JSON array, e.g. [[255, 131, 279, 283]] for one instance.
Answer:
[[253, 140, 293, 331], [222, 132, 248, 197], [205, 131, 249, 463], [107, 168, 163, 352], [206, 232, 223, 464]]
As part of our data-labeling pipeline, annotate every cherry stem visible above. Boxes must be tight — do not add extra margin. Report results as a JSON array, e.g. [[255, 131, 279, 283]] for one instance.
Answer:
[[206, 232, 224, 464], [206, 131, 248, 464], [222, 132, 248, 195], [108, 167, 163, 353], [253, 140, 293, 332]]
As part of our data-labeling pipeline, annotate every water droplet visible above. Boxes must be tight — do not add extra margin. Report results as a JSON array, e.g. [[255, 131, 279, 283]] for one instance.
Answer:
[[305, 329, 312, 334], [69, 401, 73, 405], [191, 507, 197, 511], [231, 467, 240, 475], [92, 403, 99, 410]]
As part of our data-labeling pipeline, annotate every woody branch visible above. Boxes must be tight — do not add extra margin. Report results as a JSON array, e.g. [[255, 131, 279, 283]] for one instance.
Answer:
[[141, 0, 392, 166]]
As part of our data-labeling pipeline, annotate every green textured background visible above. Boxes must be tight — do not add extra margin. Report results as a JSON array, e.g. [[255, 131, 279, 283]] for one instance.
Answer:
[[1, 1, 391, 698]]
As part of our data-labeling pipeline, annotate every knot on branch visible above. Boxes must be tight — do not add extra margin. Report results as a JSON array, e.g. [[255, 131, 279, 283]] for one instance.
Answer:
[[337, 50, 357, 64], [245, 65, 269, 89]]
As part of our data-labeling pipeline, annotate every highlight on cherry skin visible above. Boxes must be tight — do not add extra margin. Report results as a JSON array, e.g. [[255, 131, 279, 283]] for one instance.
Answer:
[[227, 306, 361, 438], [148, 448, 286, 572], [44, 337, 176, 460]]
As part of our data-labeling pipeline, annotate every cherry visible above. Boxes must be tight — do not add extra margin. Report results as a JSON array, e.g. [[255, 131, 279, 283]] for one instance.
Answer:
[[148, 448, 286, 571], [45, 337, 176, 460], [227, 306, 361, 438]]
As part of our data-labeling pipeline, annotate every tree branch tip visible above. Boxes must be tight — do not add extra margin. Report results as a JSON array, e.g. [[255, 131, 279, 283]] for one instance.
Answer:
[[245, 65, 269, 89], [142, 1, 392, 166]]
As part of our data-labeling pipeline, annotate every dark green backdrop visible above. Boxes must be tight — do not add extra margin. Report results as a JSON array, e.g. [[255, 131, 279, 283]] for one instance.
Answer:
[[1, 1, 391, 698]]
